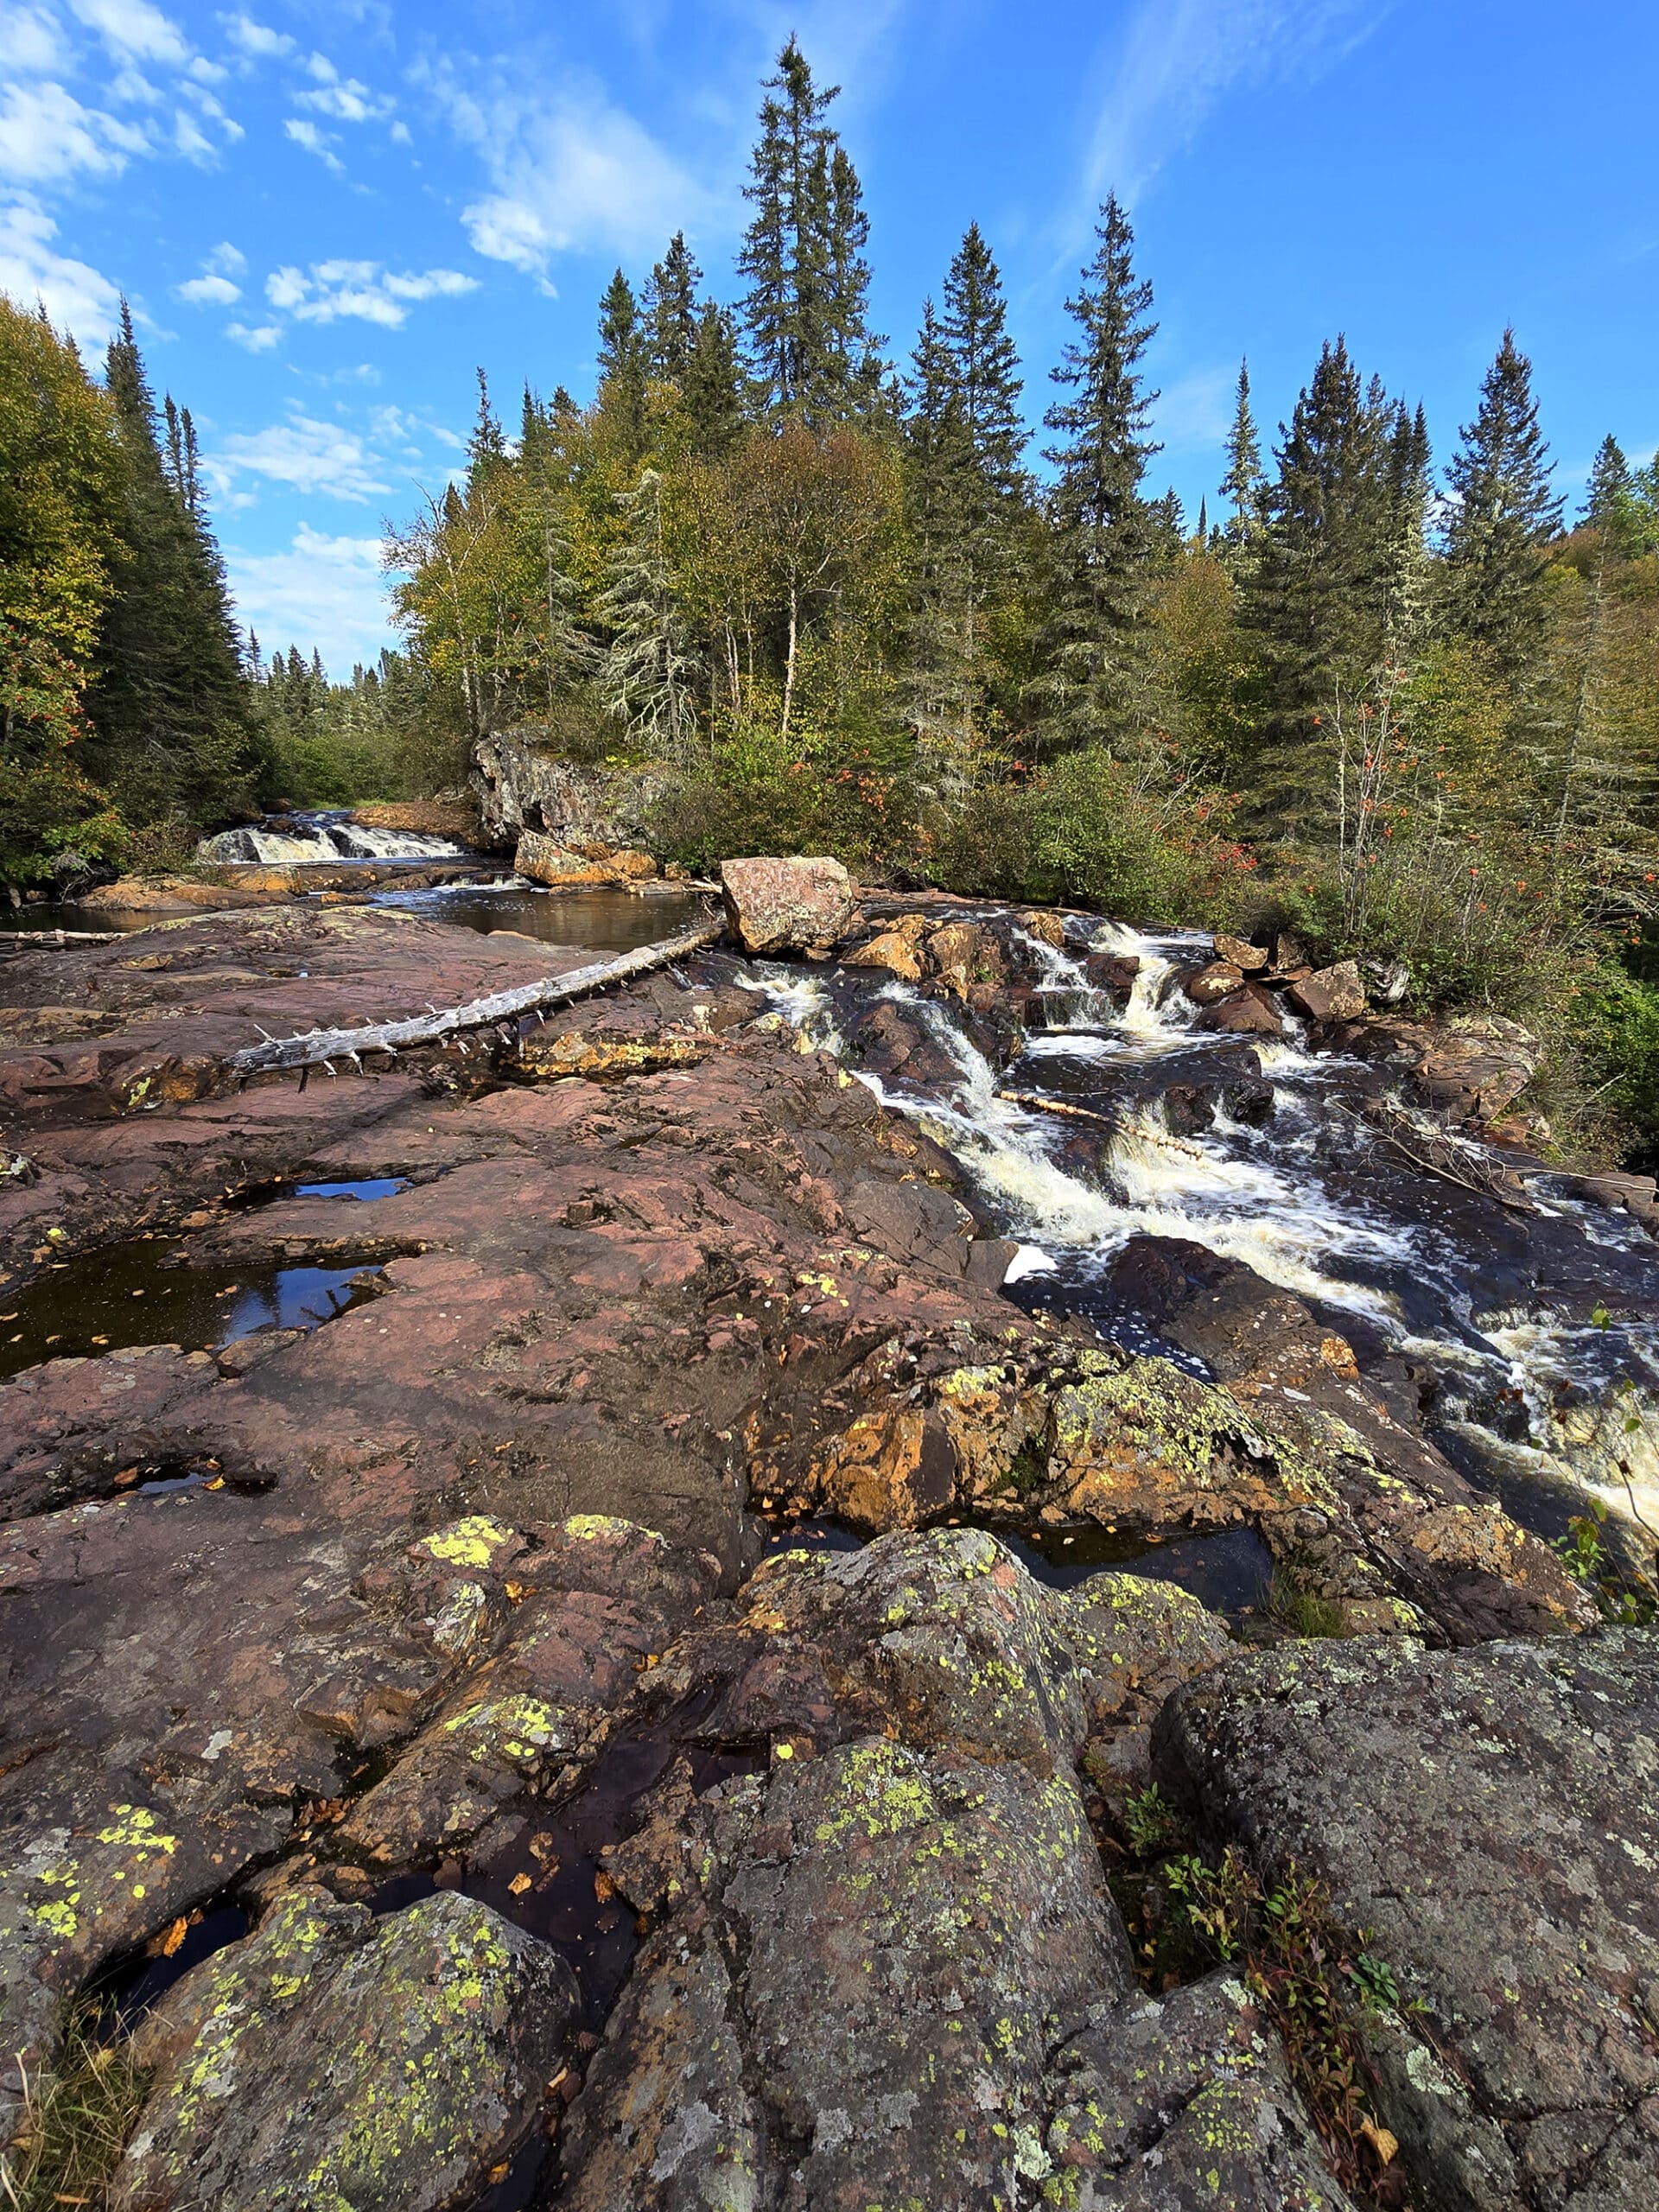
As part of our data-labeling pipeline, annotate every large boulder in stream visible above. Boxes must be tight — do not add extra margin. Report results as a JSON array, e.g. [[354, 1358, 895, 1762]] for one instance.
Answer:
[[720, 854, 855, 953], [1156, 1630, 1659, 2211], [116, 1888, 578, 2212]]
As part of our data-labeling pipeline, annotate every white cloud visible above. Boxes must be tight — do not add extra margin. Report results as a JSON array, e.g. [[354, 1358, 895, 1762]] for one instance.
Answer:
[[264, 257, 478, 328], [0, 4, 68, 74], [221, 11, 294, 60], [226, 319, 280, 350], [207, 411, 392, 501], [1153, 363, 1237, 453], [296, 54, 394, 124], [67, 0, 189, 67], [438, 68, 706, 278], [1078, 0, 1384, 213], [227, 524, 394, 671], [0, 79, 149, 182], [283, 116, 342, 172], [172, 105, 214, 160], [176, 269, 239, 304], [207, 238, 245, 275], [0, 198, 121, 342]]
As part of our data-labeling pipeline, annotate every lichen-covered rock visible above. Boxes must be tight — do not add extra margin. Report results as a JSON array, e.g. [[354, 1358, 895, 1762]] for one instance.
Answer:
[[842, 914, 931, 981], [1287, 958, 1367, 1022], [1045, 1970, 1363, 2209], [720, 855, 855, 953], [116, 1889, 577, 2212], [560, 1736, 1128, 2211], [1154, 1630, 1659, 2211]]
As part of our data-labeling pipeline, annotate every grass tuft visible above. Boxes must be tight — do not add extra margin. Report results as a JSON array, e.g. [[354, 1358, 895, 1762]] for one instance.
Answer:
[[1, 2011, 147, 2212]]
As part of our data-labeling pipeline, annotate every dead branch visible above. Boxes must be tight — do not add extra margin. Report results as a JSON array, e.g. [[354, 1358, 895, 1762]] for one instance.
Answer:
[[225, 913, 723, 1077]]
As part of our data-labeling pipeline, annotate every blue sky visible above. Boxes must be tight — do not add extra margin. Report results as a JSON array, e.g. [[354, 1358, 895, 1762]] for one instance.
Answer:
[[4, 0, 1656, 672]]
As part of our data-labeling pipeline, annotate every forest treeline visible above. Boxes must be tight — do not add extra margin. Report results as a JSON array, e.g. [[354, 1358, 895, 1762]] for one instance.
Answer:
[[3, 38, 1659, 1149]]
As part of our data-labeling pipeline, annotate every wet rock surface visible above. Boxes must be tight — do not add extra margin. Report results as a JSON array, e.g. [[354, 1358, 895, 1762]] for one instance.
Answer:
[[1, 889, 1656, 2209]]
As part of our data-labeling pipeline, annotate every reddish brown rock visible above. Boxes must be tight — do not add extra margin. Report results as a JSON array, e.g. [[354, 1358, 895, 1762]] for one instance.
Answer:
[[1212, 932, 1268, 971], [720, 855, 855, 953], [1180, 960, 1246, 1007], [1198, 982, 1284, 1037], [1287, 958, 1367, 1022]]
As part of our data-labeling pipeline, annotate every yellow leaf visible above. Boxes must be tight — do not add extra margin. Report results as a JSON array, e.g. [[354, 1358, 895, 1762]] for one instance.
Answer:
[[1360, 2116, 1399, 2165], [508, 1872, 532, 1896]]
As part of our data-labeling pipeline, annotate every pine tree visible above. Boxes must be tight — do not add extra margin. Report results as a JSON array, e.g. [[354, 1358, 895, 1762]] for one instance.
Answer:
[[736, 38, 876, 423], [1218, 360, 1265, 563], [1242, 335, 1400, 762], [679, 303, 744, 457], [903, 225, 1028, 773], [644, 232, 703, 382], [597, 270, 649, 458], [89, 301, 249, 822], [598, 467, 701, 757], [1029, 194, 1161, 750], [1440, 328, 1564, 681]]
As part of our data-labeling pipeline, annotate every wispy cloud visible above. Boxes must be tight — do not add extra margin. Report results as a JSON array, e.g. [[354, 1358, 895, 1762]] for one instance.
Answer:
[[0, 79, 149, 182], [1077, 0, 1385, 219], [283, 115, 342, 172], [220, 11, 295, 62], [428, 62, 707, 283], [1, 3, 70, 74], [226, 523, 392, 671], [1153, 362, 1239, 453], [0, 195, 121, 340], [296, 54, 395, 125], [226, 319, 280, 350], [66, 0, 189, 67], [264, 258, 478, 328], [207, 410, 393, 500], [175, 238, 245, 305]]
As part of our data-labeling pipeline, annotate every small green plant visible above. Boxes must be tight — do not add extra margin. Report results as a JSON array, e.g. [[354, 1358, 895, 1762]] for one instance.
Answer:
[[1553, 1495, 1658, 1625], [0, 2008, 147, 2211], [1121, 1783, 1184, 1856], [1268, 1562, 1348, 1639], [1346, 1950, 1402, 2012]]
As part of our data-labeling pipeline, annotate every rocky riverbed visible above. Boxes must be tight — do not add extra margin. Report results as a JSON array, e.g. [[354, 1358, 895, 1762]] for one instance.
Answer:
[[1, 874, 1656, 2209]]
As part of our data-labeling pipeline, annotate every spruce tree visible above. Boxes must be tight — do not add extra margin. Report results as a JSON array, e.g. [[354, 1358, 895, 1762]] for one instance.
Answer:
[[1440, 328, 1564, 681], [679, 303, 744, 457], [515, 401, 591, 718], [596, 270, 649, 458], [598, 467, 701, 756], [737, 38, 876, 423], [467, 368, 507, 480], [904, 224, 1028, 772], [90, 301, 248, 823], [1218, 360, 1266, 563], [644, 232, 702, 382], [1029, 194, 1161, 750], [1241, 335, 1400, 764], [1583, 433, 1640, 556]]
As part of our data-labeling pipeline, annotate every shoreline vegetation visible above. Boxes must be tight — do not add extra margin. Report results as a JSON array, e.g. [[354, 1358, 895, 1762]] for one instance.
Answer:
[[4, 37, 1658, 1162]]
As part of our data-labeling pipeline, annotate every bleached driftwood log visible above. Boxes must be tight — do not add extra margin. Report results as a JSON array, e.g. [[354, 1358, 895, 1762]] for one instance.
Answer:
[[226, 912, 723, 1077]]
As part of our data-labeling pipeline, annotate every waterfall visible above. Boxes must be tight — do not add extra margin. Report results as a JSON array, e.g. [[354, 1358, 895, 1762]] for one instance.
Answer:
[[195, 817, 471, 865]]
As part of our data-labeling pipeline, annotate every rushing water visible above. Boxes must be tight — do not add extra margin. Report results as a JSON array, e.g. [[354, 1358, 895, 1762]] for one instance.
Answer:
[[754, 924, 1659, 1548], [195, 810, 473, 864]]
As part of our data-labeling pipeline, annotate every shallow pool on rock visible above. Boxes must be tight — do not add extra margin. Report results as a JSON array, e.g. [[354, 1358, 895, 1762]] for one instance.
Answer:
[[373, 881, 707, 950], [0, 1238, 382, 1378]]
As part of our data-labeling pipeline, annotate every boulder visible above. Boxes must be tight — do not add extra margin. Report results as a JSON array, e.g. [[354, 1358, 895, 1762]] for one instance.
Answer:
[[926, 918, 1006, 1000], [471, 728, 666, 853], [1212, 931, 1269, 972], [117, 1890, 578, 2212], [1015, 909, 1068, 948], [720, 855, 855, 954], [1156, 1631, 1659, 2212], [1416, 1013, 1541, 1122], [351, 799, 480, 844], [1287, 958, 1367, 1022], [1199, 982, 1284, 1037], [1180, 959, 1246, 1007], [842, 913, 930, 982], [513, 830, 615, 887], [78, 875, 270, 914], [1264, 930, 1309, 976]]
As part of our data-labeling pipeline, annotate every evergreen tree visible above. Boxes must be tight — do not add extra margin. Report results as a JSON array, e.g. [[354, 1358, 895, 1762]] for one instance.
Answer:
[[467, 368, 507, 480], [1241, 335, 1400, 764], [679, 302, 744, 457], [515, 402, 592, 717], [596, 270, 649, 458], [1583, 433, 1642, 556], [1029, 194, 1161, 750], [1218, 360, 1266, 563], [645, 232, 703, 382], [598, 467, 701, 756], [1440, 328, 1564, 681], [737, 38, 876, 422], [1381, 398, 1432, 644], [903, 224, 1028, 772], [90, 301, 248, 822]]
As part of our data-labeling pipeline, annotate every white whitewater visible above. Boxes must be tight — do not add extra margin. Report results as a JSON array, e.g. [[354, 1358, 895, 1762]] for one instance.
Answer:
[[195, 818, 469, 864]]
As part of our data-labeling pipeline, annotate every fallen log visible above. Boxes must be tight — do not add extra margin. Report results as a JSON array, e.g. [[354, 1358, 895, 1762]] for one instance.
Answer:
[[0, 926, 130, 946], [226, 912, 724, 1077], [997, 1089, 1206, 1157], [1352, 1100, 1535, 1215]]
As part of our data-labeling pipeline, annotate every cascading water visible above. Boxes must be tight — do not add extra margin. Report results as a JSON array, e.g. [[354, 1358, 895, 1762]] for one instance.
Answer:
[[754, 915, 1659, 1548], [195, 812, 471, 864]]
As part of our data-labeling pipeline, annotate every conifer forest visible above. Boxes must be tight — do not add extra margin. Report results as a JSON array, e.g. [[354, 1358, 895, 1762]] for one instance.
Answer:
[[4, 37, 1659, 1157]]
